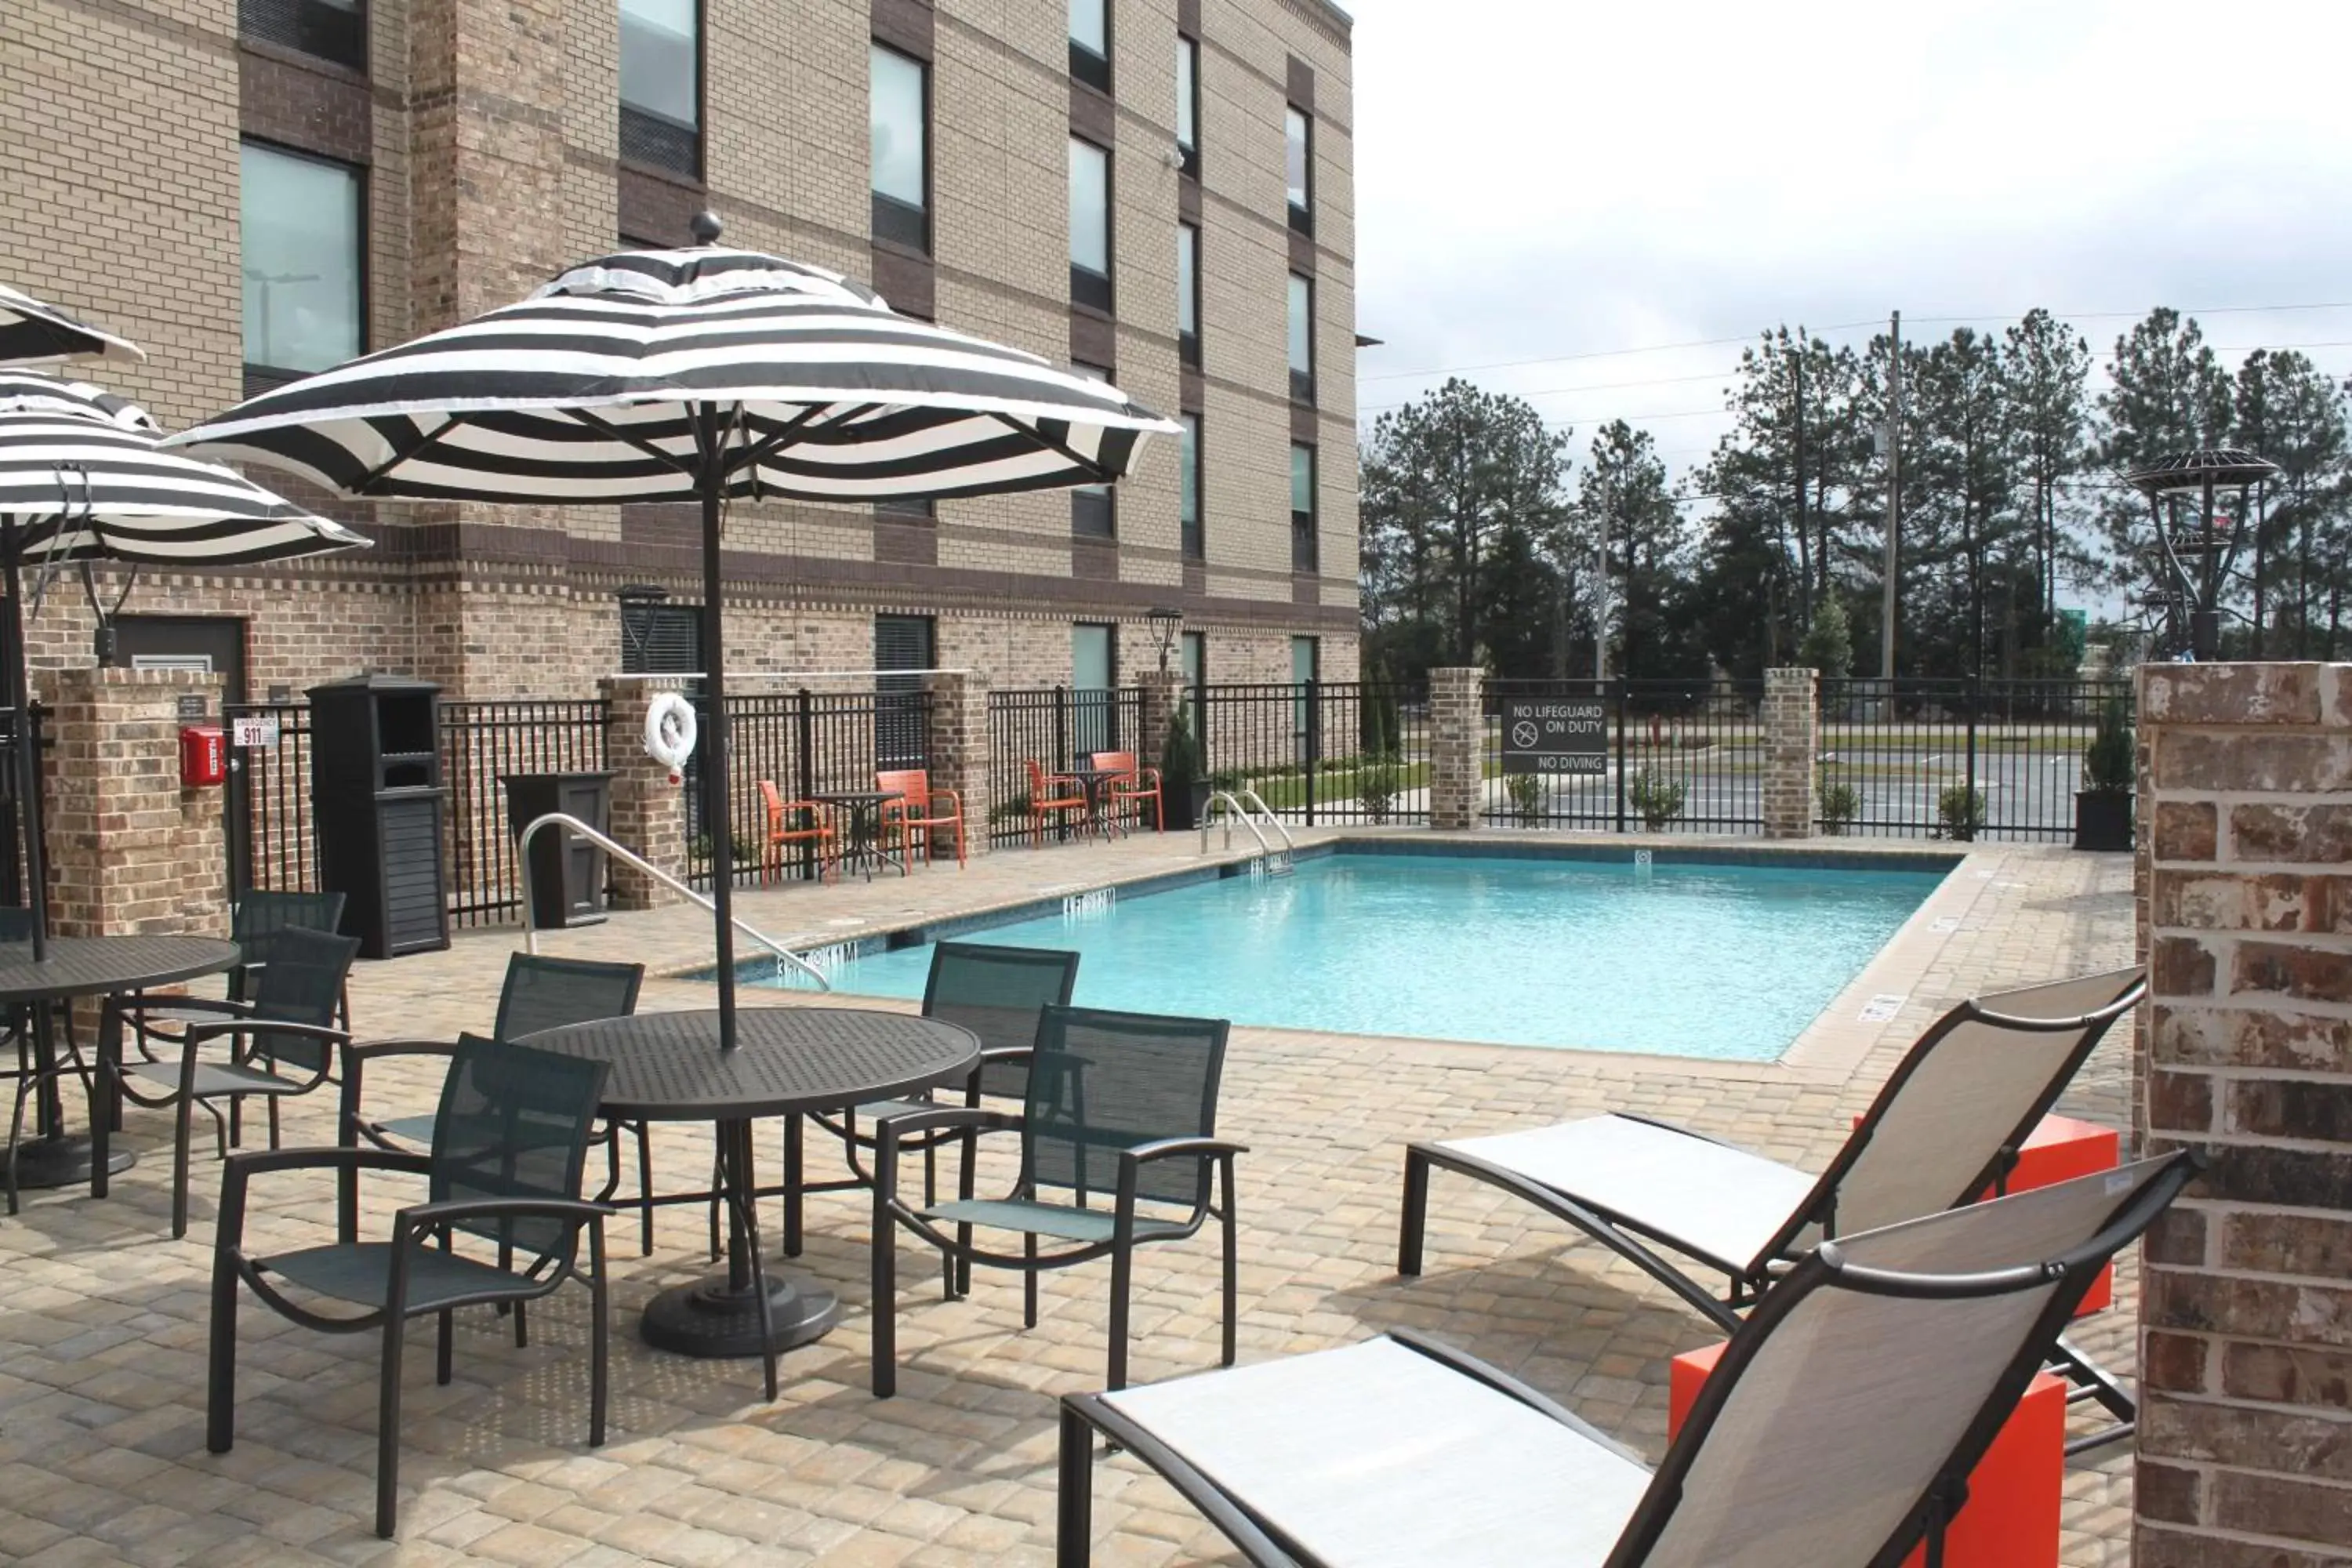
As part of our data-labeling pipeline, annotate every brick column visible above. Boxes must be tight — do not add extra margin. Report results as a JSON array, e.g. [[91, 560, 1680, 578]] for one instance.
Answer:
[[2132, 661, 2352, 1567], [598, 677, 689, 909], [1761, 666, 1819, 839], [1428, 666, 1484, 831], [924, 670, 989, 860], [38, 668, 228, 937], [1138, 670, 1184, 775]]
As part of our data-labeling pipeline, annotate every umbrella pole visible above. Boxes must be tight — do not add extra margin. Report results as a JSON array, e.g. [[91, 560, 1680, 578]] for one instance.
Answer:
[[4, 548, 47, 962], [699, 465, 739, 1052]]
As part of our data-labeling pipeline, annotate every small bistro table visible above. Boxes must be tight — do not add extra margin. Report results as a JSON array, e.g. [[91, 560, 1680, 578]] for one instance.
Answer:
[[0, 935, 242, 1196], [518, 1005, 979, 1396], [810, 789, 905, 880]]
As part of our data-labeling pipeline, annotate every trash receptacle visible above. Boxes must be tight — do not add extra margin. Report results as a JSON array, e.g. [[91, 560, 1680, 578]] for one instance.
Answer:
[[502, 771, 616, 929], [310, 675, 450, 960]]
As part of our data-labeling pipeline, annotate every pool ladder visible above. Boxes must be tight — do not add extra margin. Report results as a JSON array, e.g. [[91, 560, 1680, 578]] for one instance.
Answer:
[[1200, 789, 1294, 874]]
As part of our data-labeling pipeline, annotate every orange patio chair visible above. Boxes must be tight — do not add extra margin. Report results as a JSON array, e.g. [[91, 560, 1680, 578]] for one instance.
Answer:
[[757, 779, 837, 884], [1090, 750, 1163, 833], [1023, 759, 1091, 846], [878, 768, 966, 869]]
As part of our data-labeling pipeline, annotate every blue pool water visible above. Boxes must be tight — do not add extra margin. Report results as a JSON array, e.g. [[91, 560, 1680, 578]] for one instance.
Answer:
[[750, 851, 1948, 1060]]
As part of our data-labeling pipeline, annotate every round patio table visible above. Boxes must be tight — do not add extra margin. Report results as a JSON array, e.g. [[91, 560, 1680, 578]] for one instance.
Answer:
[[0, 935, 242, 1195], [519, 1005, 978, 1395], [809, 789, 904, 880]]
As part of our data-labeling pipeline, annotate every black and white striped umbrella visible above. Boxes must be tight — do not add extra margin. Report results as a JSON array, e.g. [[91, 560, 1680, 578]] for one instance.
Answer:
[[0, 371, 367, 958], [0, 284, 145, 368], [0, 372, 368, 564], [171, 237, 1180, 503]]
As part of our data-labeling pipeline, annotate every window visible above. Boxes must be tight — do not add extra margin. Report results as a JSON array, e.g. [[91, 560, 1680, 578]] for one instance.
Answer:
[[620, 0, 700, 177], [1180, 630, 1205, 710], [1175, 36, 1200, 177], [875, 614, 935, 769], [241, 142, 364, 392], [1069, 137, 1112, 312], [1071, 362, 1116, 539], [869, 44, 928, 252], [1071, 622, 1117, 759], [240, 0, 365, 70], [1290, 441, 1317, 572], [1284, 106, 1312, 235], [1290, 635, 1319, 738], [1179, 412, 1203, 560], [619, 601, 702, 674], [1287, 272, 1314, 403], [1177, 223, 1200, 368], [1068, 0, 1109, 93]]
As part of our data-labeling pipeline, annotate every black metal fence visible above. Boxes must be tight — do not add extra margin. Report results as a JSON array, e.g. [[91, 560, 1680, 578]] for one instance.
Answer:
[[224, 701, 315, 895], [985, 686, 1146, 845], [441, 700, 609, 927], [1483, 677, 1769, 832], [1192, 680, 1432, 827], [689, 687, 934, 884], [0, 705, 46, 906], [1819, 678, 2128, 842]]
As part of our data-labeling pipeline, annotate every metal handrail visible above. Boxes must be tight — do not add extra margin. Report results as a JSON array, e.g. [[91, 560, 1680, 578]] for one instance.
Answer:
[[1232, 788, 1297, 853], [514, 811, 831, 989], [1200, 791, 1269, 856]]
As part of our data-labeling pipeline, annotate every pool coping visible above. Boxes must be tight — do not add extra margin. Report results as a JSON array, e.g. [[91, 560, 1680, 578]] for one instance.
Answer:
[[673, 828, 1984, 1080]]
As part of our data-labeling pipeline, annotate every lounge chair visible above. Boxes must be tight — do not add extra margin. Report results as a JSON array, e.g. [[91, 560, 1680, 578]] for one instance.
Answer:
[[870, 1004, 1241, 1397], [1059, 1152, 2194, 1568], [209, 1035, 612, 1539], [1398, 965, 2146, 1450]]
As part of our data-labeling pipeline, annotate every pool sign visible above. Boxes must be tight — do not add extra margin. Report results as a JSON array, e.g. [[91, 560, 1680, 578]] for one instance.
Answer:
[[1501, 698, 1608, 775]]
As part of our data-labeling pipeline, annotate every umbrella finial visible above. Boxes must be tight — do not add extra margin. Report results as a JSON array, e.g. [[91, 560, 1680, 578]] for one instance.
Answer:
[[690, 211, 724, 247]]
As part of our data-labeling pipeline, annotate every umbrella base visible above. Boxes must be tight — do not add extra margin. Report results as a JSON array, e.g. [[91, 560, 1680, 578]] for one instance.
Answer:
[[639, 1271, 840, 1358], [3, 1134, 135, 1191]]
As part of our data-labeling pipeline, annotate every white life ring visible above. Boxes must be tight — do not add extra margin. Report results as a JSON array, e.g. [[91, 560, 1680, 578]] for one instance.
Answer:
[[644, 693, 698, 780]]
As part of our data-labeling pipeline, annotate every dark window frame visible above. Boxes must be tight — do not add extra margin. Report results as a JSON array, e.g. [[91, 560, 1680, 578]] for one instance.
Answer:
[[1179, 409, 1204, 561], [1175, 34, 1200, 179], [1177, 222, 1201, 368], [1290, 440, 1318, 573], [874, 613, 935, 770], [1069, 134, 1114, 313], [619, 0, 705, 182], [1069, 0, 1111, 93], [869, 39, 931, 254], [1070, 359, 1118, 539], [1285, 103, 1313, 237], [239, 0, 368, 72], [239, 136, 368, 397], [1287, 270, 1315, 405]]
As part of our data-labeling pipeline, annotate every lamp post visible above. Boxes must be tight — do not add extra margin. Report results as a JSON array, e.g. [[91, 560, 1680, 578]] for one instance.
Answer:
[[1147, 604, 1183, 674], [2125, 450, 2280, 660]]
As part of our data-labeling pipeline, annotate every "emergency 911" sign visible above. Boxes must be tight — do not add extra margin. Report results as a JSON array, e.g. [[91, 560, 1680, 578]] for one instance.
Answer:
[[1501, 698, 1608, 775]]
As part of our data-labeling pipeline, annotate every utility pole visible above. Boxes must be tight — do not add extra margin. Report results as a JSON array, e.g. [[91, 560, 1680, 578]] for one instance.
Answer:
[[1595, 467, 1613, 681], [1879, 310, 1902, 681], [1791, 344, 1809, 626]]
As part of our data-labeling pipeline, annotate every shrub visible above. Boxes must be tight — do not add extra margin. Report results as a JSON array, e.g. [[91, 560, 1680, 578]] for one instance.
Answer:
[[2081, 699, 2135, 794], [1936, 782, 1986, 841], [1627, 767, 1685, 830], [1504, 771, 1544, 825], [1357, 753, 1403, 825], [1798, 594, 1853, 678], [1160, 706, 1201, 809], [1820, 779, 1860, 835]]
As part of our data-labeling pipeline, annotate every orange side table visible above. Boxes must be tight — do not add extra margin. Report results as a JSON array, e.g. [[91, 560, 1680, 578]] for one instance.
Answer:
[[1671, 1342, 2066, 1568]]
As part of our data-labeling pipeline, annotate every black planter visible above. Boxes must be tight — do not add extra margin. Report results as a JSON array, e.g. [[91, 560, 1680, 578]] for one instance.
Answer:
[[2074, 790, 2134, 852], [1167, 779, 1211, 831]]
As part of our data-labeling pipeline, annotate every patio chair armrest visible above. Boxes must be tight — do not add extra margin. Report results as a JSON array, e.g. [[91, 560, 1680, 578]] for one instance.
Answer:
[[127, 995, 251, 1021], [1966, 974, 2147, 1033], [932, 785, 964, 815], [184, 1018, 352, 1051], [394, 1195, 612, 1239], [1129, 767, 1162, 789], [345, 1036, 460, 1065], [876, 1105, 1021, 1145], [1122, 1136, 1248, 1167], [1113, 1138, 1246, 1227], [218, 1145, 431, 1247]]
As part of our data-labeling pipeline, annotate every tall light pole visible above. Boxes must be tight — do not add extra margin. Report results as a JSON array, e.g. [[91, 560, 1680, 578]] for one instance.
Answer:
[[1878, 309, 1902, 681]]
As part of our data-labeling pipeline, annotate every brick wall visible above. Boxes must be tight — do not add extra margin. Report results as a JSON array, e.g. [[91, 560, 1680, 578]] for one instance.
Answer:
[[1428, 666, 1481, 830], [1761, 666, 1817, 839], [598, 677, 690, 907], [922, 669, 988, 860], [2132, 661, 2352, 1566]]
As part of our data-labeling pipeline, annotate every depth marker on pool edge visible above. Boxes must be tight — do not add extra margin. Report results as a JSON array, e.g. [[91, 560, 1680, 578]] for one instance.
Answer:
[[1857, 993, 1907, 1023]]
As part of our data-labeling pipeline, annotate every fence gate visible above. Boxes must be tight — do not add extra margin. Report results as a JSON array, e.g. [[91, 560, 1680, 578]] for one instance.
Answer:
[[223, 701, 314, 896]]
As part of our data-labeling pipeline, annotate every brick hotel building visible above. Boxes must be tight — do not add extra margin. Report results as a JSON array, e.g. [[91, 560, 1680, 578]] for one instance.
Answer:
[[0, 0, 1358, 700]]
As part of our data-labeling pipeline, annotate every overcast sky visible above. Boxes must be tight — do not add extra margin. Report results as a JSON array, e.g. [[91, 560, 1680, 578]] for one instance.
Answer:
[[1345, 0, 2352, 484]]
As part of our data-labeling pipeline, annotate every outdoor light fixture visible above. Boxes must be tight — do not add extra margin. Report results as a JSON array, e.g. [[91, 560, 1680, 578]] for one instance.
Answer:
[[1147, 604, 1184, 673], [617, 583, 670, 667], [2125, 448, 2279, 660]]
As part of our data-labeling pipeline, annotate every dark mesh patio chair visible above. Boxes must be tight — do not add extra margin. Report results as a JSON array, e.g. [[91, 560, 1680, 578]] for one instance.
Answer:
[[116, 925, 360, 1238], [1059, 1153, 2197, 1568], [341, 953, 646, 1250], [209, 1035, 612, 1540], [1399, 965, 2147, 1451], [869, 1004, 1241, 1397], [776, 942, 1080, 1254]]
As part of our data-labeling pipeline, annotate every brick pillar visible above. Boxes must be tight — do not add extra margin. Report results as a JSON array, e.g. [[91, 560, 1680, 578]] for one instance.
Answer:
[[924, 669, 989, 860], [1428, 666, 1484, 831], [2132, 661, 2352, 1567], [39, 668, 228, 938], [598, 677, 689, 909], [1138, 670, 1183, 775], [1761, 666, 1819, 839]]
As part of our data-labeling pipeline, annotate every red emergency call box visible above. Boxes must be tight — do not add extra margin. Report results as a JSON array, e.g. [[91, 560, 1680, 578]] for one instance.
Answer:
[[179, 726, 226, 787]]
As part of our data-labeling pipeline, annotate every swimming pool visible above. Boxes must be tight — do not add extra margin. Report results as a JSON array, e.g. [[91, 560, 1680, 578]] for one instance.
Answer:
[[740, 848, 1952, 1060]]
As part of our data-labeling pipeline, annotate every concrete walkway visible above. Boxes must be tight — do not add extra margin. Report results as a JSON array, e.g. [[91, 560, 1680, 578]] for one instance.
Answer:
[[0, 831, 2139, 1565]]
